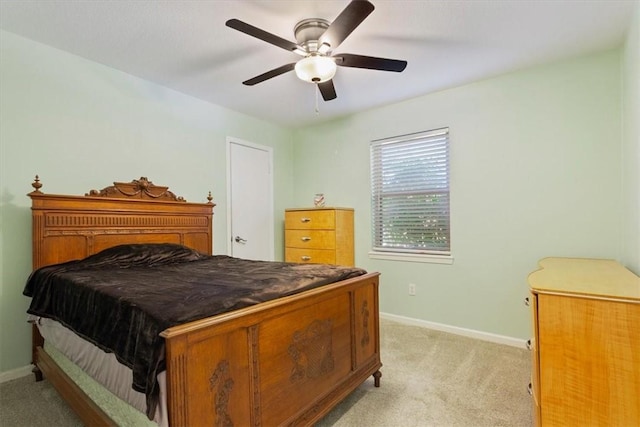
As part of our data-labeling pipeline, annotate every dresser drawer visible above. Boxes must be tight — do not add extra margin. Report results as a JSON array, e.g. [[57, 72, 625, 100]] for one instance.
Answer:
[[285, 248, 336, 264], [285, 210, 335, 230], [285, 230, 336, 249]]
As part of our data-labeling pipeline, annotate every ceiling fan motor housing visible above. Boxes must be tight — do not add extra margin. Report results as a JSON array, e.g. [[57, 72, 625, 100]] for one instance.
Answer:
[[294, 18, 330, 52]]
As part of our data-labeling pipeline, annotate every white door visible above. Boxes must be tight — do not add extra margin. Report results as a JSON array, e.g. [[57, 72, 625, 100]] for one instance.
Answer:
[[227, 138, 274, 261]]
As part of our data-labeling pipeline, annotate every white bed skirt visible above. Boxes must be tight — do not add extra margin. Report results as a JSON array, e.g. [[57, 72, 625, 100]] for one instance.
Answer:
[[33, 316, 168, 427]]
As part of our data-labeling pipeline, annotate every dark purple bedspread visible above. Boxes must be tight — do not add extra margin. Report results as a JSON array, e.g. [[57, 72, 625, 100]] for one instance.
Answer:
[[23, 243, 366, 418]]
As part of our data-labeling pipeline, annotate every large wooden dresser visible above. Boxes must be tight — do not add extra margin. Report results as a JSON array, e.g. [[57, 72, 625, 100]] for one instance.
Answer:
[[285, 207, 354, 266], [527, 257, 640, 426]]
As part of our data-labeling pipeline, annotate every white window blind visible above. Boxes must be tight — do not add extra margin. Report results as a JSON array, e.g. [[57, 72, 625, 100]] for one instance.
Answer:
[[370, 127, 450, 255]]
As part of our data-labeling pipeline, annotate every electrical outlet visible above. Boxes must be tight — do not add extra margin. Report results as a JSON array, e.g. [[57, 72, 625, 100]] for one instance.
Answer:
[[409, 283, 416, 296]]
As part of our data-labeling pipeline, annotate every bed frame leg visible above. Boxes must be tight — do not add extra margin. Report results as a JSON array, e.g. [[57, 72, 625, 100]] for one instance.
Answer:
[[373, 370, 382, 387], [31, 324, 44, 382], [33, 365, 43, 382]]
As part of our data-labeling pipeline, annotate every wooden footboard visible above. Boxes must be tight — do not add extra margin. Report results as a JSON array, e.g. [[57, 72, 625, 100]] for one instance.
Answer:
[[162, 272, 381, 427]]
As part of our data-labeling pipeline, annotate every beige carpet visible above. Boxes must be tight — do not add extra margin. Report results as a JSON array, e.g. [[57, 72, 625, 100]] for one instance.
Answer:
[[0, 372, 82, 427], [317, 319, 531, 426], [0, 318, 531, 426]]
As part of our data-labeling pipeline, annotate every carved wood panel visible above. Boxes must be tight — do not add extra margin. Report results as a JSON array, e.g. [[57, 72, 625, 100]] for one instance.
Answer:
[[209, 360, 234, 427], [288, 319, 335, 382], [85, 177, 186, 201], [257, 293, 352, 426], [354, 282, 378, 368], [175, 328, 252, 427]]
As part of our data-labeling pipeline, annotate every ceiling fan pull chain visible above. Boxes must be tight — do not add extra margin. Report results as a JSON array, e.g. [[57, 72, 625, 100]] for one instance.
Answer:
[[315, 84, 320, 115]]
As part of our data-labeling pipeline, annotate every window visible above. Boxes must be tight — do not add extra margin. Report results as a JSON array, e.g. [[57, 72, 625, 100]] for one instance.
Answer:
[[370, 128, 450, 260]]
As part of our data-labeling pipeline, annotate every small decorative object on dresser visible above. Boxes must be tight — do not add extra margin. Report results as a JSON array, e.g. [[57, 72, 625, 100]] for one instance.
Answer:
[[285, 207, 354, 266], [313, 193, 326, 208], [527, 257, 640, 427]]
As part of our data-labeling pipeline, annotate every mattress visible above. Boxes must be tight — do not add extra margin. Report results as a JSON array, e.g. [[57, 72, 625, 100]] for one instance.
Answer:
[[34, 316, 167, 427]]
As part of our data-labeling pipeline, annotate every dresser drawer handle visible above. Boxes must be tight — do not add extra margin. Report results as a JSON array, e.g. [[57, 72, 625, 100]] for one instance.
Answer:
[[301, 256, 311, 261], [524, 297, 530, 306], [301, 236, 311, 242], [526, 339, 532, 350], [301, 217, 311, 223], [528, 382, 532, 396]]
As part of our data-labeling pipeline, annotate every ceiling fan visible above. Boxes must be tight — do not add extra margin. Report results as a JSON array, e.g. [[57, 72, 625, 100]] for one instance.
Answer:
[[226, 0, 407, 101]]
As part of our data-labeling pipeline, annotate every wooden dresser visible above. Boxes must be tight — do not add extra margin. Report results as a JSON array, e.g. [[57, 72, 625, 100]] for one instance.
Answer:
[[284, 207, 354, 266], [527, 257, 640, 426]]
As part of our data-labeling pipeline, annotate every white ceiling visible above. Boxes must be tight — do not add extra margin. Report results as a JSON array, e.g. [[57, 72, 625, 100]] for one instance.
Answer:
[[0, 1, 635, 128]]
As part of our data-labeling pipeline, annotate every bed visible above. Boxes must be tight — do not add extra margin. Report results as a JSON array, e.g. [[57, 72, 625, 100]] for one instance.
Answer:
[[25, 176, 382, 427]]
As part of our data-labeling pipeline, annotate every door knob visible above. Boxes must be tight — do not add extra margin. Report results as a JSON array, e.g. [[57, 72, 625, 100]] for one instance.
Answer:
[[234, 236, 247, 244]]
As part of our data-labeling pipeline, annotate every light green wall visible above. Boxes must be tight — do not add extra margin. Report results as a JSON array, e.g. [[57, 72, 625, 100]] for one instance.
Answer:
[[622, 3, 640, 275], [0, 30, 295, 373], [292, 50, 624, 339]]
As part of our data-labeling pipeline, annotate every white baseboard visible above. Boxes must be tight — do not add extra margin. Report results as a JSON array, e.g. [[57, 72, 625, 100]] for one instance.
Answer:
[[0, 364, 34, 384], [380, 312, 527, 348]]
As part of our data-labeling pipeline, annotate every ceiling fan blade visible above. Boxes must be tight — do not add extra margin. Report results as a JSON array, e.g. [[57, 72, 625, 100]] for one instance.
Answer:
[[335, 53, 407, 72], [319, 0, 375, 51], [317, 80, 337, 101], [226, 19, 302, 53], [242, 63, 296, 86]]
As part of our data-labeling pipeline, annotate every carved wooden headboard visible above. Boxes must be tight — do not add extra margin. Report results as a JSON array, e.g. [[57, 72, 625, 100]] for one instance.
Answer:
[[28, 176, 215, 269]]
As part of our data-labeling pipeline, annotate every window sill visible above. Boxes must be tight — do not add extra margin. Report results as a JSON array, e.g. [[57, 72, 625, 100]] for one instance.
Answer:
[[368, 251, 454, 265]]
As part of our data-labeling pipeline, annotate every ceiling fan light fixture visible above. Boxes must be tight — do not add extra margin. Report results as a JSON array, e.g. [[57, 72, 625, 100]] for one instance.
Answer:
[[295, 56, 337, 83]]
